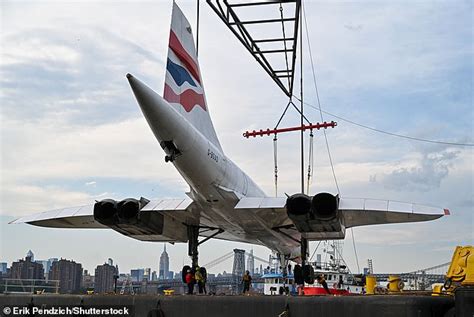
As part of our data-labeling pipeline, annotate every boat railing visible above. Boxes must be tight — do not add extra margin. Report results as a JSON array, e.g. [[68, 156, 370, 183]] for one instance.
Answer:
[[309, 261, 349, 273]]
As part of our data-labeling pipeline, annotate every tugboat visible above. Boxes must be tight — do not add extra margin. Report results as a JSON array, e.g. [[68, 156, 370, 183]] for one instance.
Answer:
[[262, 241, 366, 295], [262, 272, 296, 295]]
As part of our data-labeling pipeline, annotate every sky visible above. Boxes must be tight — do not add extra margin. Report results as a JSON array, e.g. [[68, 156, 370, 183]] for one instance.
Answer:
[[0, 0, 472, 276]]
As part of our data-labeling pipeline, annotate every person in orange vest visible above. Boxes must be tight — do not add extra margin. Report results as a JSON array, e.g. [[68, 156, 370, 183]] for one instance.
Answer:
[[185, 269, 195, 295]]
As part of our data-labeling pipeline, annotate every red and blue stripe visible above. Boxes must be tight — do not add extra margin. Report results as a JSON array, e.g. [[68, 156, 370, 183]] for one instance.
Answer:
[[165, 30, 206, 112]]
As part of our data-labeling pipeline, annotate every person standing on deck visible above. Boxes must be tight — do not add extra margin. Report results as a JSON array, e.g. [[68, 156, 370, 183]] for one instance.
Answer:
[[195, 267, 207, 294], [185, 269, 195, 295], [242, 270, 252, 294], [316, 274, 331, 295]]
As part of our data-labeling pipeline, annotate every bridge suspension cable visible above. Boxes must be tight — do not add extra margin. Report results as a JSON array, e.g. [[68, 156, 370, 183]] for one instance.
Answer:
[[245, 251, 270, 265], [405, 262, 451, 274], [202, 250, 271, 270], [202, 251, 234, 269]]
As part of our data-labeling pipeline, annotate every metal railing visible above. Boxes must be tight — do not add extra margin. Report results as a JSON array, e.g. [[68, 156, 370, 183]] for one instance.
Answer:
[[2, 278, 60, 294]]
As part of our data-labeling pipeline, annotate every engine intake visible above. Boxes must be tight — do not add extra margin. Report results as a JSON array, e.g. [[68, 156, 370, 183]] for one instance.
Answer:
[[117, 198, 140, 219], [285, 192, 344, 239], [92, 197, 186, 241], [93, 199, 117, 223], [286, 193, 312, 216], [312, 193, 339, 220]]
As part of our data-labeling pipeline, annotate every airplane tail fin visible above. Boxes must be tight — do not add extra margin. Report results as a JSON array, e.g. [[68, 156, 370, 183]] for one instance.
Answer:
[[164, 3, 222, 150]]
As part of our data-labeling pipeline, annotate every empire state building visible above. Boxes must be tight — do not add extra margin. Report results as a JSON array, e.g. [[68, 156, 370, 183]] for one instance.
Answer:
[[159, 244, 170, 279]]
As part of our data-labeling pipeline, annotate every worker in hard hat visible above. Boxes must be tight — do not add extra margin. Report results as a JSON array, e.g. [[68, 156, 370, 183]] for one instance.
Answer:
[[195, 267, 207, 294]]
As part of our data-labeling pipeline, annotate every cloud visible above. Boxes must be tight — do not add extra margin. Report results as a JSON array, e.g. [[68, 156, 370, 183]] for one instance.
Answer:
[[377, 148, 460, 192], [1, 117, 186, 183], [353, 223, 471, 247], [1, 26, 162, 127], [0, 184, 98, 216], [344, 24, 363, 31], [303, 1, 471, 92], [0, 115, 188, 216]]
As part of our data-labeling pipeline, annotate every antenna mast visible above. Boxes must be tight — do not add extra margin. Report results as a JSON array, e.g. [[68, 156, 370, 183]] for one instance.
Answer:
[[299, 1, 304, 193]]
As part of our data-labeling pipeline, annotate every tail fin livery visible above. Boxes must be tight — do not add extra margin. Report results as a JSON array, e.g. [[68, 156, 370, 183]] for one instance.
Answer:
[[164, 3, 222, 150]]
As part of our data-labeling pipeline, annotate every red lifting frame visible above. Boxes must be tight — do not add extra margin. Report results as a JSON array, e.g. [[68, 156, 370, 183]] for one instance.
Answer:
[[243, 121, 337, 138]]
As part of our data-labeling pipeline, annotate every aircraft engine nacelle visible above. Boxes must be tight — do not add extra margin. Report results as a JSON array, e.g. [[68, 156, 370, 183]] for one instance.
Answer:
[[286, 192, 345, 239], [117, 198, 140, 220], [312, 192, 339, 220], [93, 199, 118, 225], [93, 197, 187, 242], [94, 198, 147, 225], [286, 193, 312, 216]]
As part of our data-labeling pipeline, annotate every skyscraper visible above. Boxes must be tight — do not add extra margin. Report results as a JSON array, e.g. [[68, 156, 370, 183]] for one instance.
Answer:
[[35, 260, 49, 273], [48, 258, 58, 272], [144, 268, 151, 281], [159, 244, 169, 280], [26, 250, 34, 262], [246, 249, 255, 275], [0, 263, 8, 274], [95, 263, 117, 294], [34, 258, 58, 280], [10, 256, 44, 280], [49, 259, 83, 294], [130, 269, 144, 282], [82, 270, 94, 291], [0, 262, 8, 279]]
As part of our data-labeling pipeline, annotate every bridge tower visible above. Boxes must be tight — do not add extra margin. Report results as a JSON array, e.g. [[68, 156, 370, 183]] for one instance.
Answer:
[[247, 249, 255, 275], [232, 249, 246, 277], [368, 259, 374, 274]]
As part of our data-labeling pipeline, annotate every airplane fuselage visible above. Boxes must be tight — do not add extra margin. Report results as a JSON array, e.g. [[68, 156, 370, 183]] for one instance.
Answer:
[[127, 74, 297, 254]]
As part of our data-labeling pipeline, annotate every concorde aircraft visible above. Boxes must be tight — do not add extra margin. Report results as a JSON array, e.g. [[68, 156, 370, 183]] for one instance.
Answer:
[[12, 3, 448, 275]]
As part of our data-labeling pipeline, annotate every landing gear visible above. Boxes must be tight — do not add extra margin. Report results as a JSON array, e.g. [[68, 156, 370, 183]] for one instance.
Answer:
[[301, 237, 308, 267], [295, 237, 315, 289], [301, 237, 315, 283], [182, 225, 223, 277], [303, 264, 315, 284], [187, 226, 200, 268], [294, 265, 304, 284]]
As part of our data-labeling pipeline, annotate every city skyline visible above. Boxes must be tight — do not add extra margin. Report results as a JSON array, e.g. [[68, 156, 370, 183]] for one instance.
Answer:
[[0, 240, 445, 277], [0, 246, 269, 276], [1, 248, 279, 295]]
